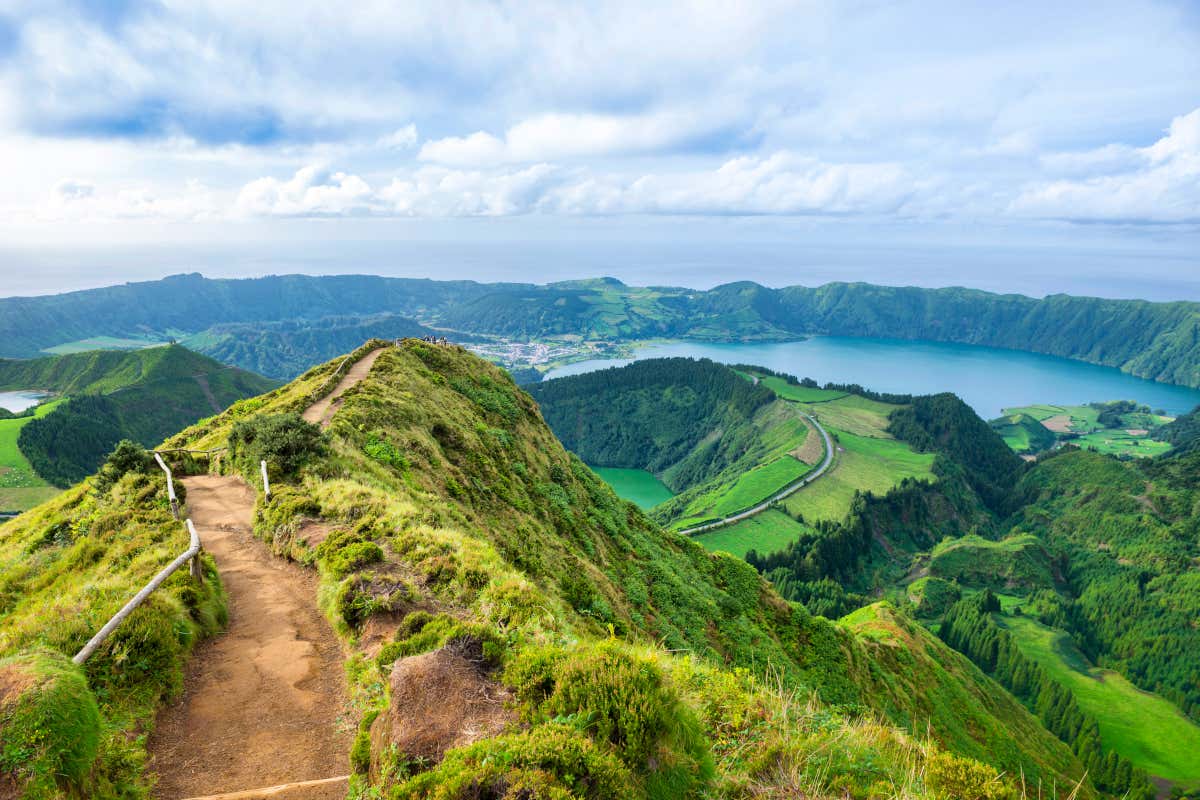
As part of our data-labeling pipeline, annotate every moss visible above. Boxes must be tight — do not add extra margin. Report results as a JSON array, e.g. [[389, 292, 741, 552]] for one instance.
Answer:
[[375, 613, 502, 670], [391, 724, 633, 800], [0, 649, 101, 798]]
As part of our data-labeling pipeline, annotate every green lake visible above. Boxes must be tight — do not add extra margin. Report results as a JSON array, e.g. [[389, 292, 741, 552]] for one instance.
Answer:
[[589, 467, 674, 509]]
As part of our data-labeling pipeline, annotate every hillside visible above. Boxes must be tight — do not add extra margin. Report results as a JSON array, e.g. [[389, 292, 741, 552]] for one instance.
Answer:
[[529, 358, 823, 530], [139, 341, 1092, 797], [0, 346, 277, 493], [3, 273, 1200, 389]]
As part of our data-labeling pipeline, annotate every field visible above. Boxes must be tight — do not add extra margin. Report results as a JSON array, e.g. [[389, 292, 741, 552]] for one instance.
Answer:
[[998, 403, 1174, 458], [0, 399, 63, 511], [990, 413, 1057, 454], [675, 455, 810, 528], [591, 466, 675, 509], [1074, 430, 1173, 457], [693, 508, 814, 557], [42, 335, 170, 355], [784, 430, 935, 523], [800, 394, 897, 437], [1000, 614, 1200, 786], [758, 376, 847, 403]]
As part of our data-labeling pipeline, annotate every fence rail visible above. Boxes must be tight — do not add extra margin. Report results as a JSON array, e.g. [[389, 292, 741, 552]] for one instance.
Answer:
[[73, 455, 204, 665], [74, 520, 202, 664]]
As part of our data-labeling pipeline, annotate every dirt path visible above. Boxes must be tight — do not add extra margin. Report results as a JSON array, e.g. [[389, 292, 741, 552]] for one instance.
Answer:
[[147, 476, 351, 799], [302, 347, 386, 428]]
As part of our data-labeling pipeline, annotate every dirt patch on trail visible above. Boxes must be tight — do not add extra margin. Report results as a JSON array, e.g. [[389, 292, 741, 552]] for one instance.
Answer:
[[302, 348, 386, 429], [369, 640, 513, 776], [1041, 414, 1074, 433], [148, 475, 352, 798], [791, 415, 825, 466]]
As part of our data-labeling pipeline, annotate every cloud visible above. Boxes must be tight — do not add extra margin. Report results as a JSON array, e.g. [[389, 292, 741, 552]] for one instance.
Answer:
[[418, 109, 731, 166], [1012, 108, 1200, 223], [377, 124, 418, 150], [234, 165, 375, 216], [55, 179, 95, 199]]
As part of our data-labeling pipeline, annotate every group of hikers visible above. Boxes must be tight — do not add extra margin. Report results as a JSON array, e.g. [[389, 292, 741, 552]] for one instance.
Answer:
[[407, 335, 451, 346]]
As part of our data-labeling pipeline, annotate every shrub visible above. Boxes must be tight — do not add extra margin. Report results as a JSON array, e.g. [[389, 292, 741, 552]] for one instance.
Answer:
[[228, 413, 323, 479], [94, 439, 153, 494], [392, 724, 633, 800], [925, 751, 1016, 800], [544, 644, 714, 798], [0, 649, 101, 797]]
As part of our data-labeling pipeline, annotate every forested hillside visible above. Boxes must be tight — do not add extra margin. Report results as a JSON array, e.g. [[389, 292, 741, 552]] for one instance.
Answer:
[[529, 359, 820, 529], [3, 273, 1200, 388], [2, 346, 276, 488]]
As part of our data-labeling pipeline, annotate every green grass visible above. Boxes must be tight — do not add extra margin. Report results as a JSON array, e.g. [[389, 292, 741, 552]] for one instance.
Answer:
[[1000, 614, 1200, 785], [784, 431, 935, 523], [591, 467, 675, 510], [1003, 404, 1099, 433], [675, 455, 809, 528], [798, 394, 898, 438], [929, 533, 1054, 591], [41, 336, 169, 355], [1075, 430, 1173, 458], [693, 508, 814, 558], [0, 400, 63, 510], [990, 413, 1057, 455], [758, 376, 847, 403]]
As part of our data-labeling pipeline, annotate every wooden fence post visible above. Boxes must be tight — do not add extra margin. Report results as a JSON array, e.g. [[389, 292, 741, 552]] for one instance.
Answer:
[[154, 452, 180, 520], [261, 460, 270, 499]]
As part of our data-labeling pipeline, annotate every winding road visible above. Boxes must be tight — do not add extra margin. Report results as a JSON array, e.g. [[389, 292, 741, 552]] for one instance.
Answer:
[[679, 411, 835, 536]]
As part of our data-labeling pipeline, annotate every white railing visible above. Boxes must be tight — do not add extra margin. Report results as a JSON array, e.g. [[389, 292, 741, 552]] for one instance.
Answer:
[[73, 520, 202, 664], [260, 460, 270, 499], [154, 452, 180, 519], [73, 456, 204, 664]]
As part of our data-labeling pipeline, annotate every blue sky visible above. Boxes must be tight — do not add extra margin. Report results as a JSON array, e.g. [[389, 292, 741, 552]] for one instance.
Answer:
[[0, 1, 1197, 296]]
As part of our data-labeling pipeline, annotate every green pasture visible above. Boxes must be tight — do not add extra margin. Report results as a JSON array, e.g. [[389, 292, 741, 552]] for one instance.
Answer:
[[693, 508, 813, 558], [0, 399, 64, 511]]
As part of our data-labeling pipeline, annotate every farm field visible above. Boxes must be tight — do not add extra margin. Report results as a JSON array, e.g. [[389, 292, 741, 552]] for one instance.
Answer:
[[674, 455, 810, 529], [1000, 614, 1200, 786], [591, 466, 674, 509], [1074, 430, 1173, 458], [784, 429, 935, 523], [0, 399, 63, 511], [799, 393, 897, 437], [997, 402, 1175, 458], [694, 508, 814, 558], [757, 375, 847, 403]]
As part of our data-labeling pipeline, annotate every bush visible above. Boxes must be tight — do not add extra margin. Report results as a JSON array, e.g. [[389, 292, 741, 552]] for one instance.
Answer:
[[925, 751, 1016, 800], [0, 649, 101, 797], [542, 644, 713, 798], [94, 439, 153, 494], [228, 413, 323, 479], [392, 724, 633, 800]]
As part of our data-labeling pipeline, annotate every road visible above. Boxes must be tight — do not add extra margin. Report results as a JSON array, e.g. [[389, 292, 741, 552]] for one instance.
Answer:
[[678, 411, 835, 536]]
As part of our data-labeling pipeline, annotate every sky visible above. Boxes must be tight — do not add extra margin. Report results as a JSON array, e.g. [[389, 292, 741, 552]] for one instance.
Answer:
[[0, 0, 1197, 298]]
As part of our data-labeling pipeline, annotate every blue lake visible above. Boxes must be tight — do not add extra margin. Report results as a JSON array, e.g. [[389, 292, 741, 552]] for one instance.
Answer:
[[542, 338, 1200, 420], [0, 391, 48, 414]]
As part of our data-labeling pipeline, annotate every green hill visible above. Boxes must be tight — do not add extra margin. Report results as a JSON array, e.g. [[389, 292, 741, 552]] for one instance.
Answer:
[[152, 342, 1090, 798], [0, 346, 278, 493], [4, 273, 1200, 388], [529, 359, 818, 529], [990, 412, 1057, 454]]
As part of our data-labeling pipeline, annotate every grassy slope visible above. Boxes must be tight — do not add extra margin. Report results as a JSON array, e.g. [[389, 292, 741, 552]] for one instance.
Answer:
[[590, 467, 675, 510], [0, 400, 64, 511], [0, 466, 225, 797], [998, 404, 1173, 459], [928, 534, 1055, 591], [693, 508, 814, 559], [784, 422, 936, 524], [999, 614, 1200, 786], [159, 342, 1090, 797]]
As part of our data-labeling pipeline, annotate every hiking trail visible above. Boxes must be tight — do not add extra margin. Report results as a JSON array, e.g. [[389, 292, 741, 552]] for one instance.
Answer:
[[149, 347, 386, 799]]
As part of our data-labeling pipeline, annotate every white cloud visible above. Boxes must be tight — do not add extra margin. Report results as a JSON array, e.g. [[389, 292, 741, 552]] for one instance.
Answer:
[[1013, 108, 1200, 223], [377, 124, 419, 150], [234, 165, 376, 216], [418, 109, 730, 166]]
